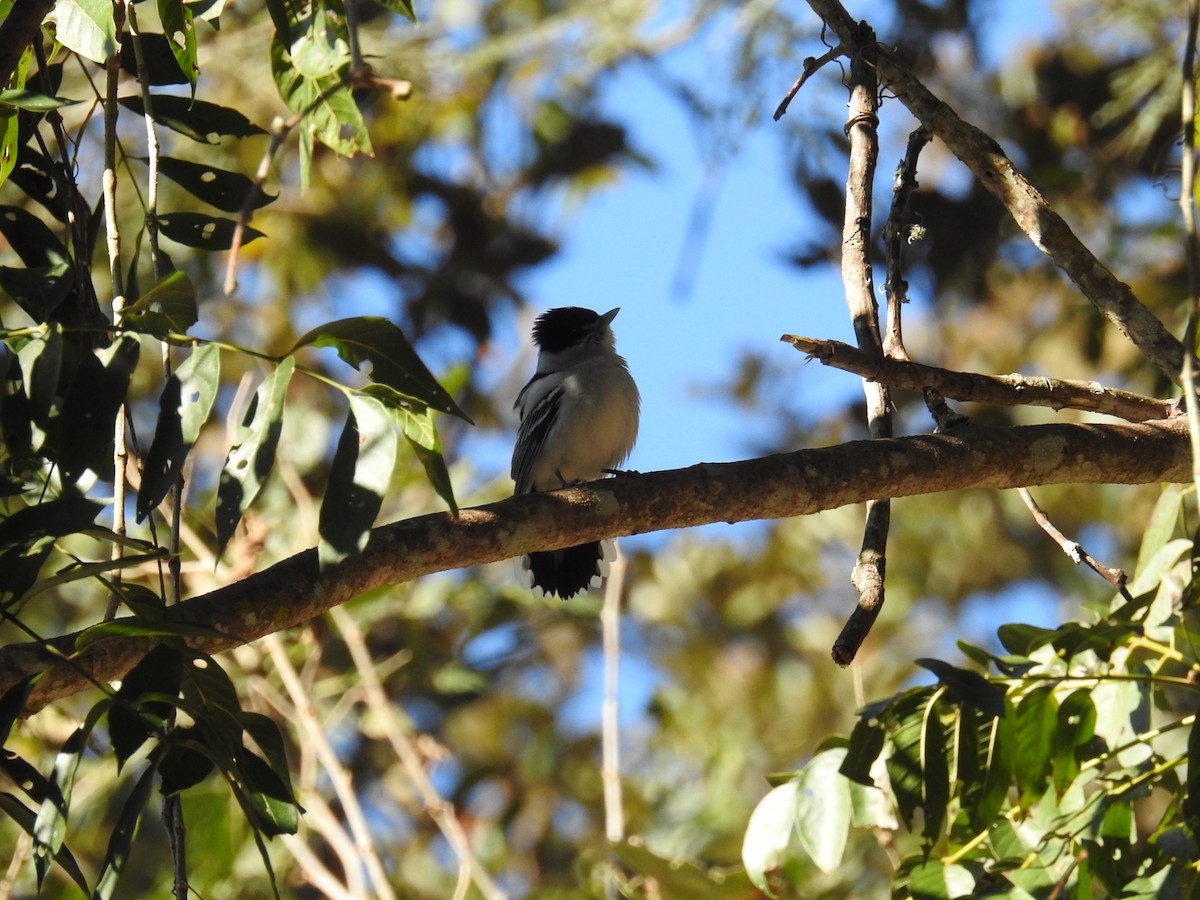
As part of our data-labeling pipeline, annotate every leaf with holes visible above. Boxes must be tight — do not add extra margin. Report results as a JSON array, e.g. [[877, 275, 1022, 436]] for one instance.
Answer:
[[216, 357, 294, 556], [158, 211, 262, 250], [118, 32, 189, 85], [154, 156, 274, 213], [318, 394, 397, 569], [158, 0, 199, 87], [118, 95, 267, 142], [138, 342, 219, 520]]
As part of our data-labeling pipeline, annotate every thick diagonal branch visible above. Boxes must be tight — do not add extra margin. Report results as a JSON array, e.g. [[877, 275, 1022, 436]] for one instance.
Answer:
[[1, 418, 1190, 713], [803, 0, 1193, 385]]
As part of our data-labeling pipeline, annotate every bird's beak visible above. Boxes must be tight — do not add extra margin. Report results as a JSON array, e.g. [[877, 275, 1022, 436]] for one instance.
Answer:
[[600, 307, 620, 326]]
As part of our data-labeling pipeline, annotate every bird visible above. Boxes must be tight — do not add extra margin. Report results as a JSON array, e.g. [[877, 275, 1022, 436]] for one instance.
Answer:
[[512, 306, 640, 599]]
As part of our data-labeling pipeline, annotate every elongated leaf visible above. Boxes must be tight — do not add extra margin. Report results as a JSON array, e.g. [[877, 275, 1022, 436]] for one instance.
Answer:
[[58, 335, 141, 483], [0, 494, 104, 552], [400, 405, 457, 512], [1053, 689, 1097, 795], [318, 394, 397, 568], [920, 694, 950, 842], [120, 269, 198, 337], [742, 780, 800, 891], [238, 751, 301, 837], [216, 357, 294, 556], [16, 323, 64, 441], [0, 675, 37, 746], [93, 764, 156, 900], [1014, 687, 1057, 804], [138, 342, 220, 520], [1184, 717, 1200, 833], [158, 0, 199, 86], [883, 687, 935, 832], [118, 32, 188, 85], [0, 793, 89, 894], [840, 716, 886, 787], [795, 748, 853, 873], [18, 550, 167, 604], [153, 156, 274, 213], [158, 211, 263, 250], [916, 658, 1005, 718], [367, 0, 416, 21], [968, 709, 1014, 832], [0, 263, 73, 322], [75, 618, 233, 652], [107, 645, 185, 767], [294, 317, 468, 418], [0, 110, 17, 191], [0, 205, 70, 266], [33, 703, 107, 888], [239, 712, 292, 790], [47, 0, 118, 63], [118, 95, 267, 142], [0, 89, 82, 112]]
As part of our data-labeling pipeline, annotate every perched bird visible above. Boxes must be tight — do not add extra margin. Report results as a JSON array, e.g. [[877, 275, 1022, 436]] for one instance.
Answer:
[[512, 307, 640, 598]]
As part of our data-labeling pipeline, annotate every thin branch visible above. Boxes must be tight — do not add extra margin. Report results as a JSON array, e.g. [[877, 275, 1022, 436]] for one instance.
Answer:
[[882, 126, 931, 361], [264, 631, 398, 900], [1016, 488, 1131, 600], [773, 43, 846, 121], [803, 0, 1195, 386], [601, 548, 626, 900], [330, 607, 508, 900], [781, 335, 1177, 423], [1179, 0, 1200, 498], [834, 21, 891, 667], [1, 418, 1192, 712]]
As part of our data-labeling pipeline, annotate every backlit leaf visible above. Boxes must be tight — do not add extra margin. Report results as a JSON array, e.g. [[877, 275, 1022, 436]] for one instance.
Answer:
[[158, 211, 263, 250], [158, 0, 199, 87], [93, 764, 156, 900], [155, 156, 274, 213], [794, 748, 852, 873], [0, 89, 82, 112], [742, 780, 799, 892], [318, 394, 397, 568], [46, 0, 118, 63], [216, 357, 294, 556], [118, 95, 267, 142]]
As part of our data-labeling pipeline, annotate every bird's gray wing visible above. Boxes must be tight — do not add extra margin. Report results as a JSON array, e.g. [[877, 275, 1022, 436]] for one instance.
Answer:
[[512, 378, 563, 493]]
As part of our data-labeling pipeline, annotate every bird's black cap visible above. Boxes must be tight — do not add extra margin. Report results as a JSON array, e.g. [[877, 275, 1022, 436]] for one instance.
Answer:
[[532, 307, 618, 354]]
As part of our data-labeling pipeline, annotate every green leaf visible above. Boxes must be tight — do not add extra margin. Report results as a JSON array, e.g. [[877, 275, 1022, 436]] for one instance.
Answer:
[[120, 269, 198, 337], [0, 793, 89, 894], [318, 393, 397, 568], [0, 205, 70, 266], [840, 715, 886, 787], [58, 335, 141, 483], [919, 694, 950, 841], [93, 764, 156, 900], [288, 0, 350, 79], [107, 645, 185, 767], [741, 780, 799, 892], [0, 89, 82, 112], [903, 858, 977, 899], [16, 323, 65, 440], [1124, 537, 1192, 600], [0, 110, 16, 191], [884, 687, 936, 833], [794, 748, 853, 873], [968, 708, 1015, 832], [75, 618, 233, 652], [1134, 484, 1184, 583], [32, 703, 107, 889], [47, 0, 118, 63], [158, 0, 199, 87], [294, 317, 469, 419], [1053, 689, 1097, 796], [915, 658, 1005, 718], [1185, 716, 1200, 832], [118, 95, 268, 142], [0, 263, 73, 322], [0, 675, 37, 747], [996, 622, 1056, 657], [1014, 687, 1057, 805], [366, 0, 416, 21], [119, 32, 189, 85], [372, 394, 459, 513], [157, 211, 263, 250], [239, 712, 293, 791], [216, 357, 294, 556], [238, 751, 301, 836], [1092, 669, 1151, 768], [138, 342, 220, 520], [0, 494, 104, 552], [156, 731, 216, 794], [154, 156, 274, 213]]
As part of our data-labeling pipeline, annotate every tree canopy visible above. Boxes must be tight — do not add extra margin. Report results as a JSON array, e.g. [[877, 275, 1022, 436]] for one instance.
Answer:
[[0, 0, 1199, 897]]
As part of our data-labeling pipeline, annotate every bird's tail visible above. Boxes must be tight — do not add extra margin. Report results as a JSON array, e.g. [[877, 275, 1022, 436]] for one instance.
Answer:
[[523, 540, 614, 599]]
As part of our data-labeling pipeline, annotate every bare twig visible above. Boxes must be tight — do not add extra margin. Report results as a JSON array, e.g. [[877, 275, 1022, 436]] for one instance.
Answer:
[[781, 335, 1177, 423], [264, 631, 399, 900], [774, 43, 846, 120], [1179, 0, 1200, 498], [832, 22, 890, 667], [1017, 488, 1131, 600], [882, 126, 931, 361], [330, 607, 508, 900], [803, 0, 1195, 386], [601, 547, 626, 900], [102, 1, 128, 622]]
